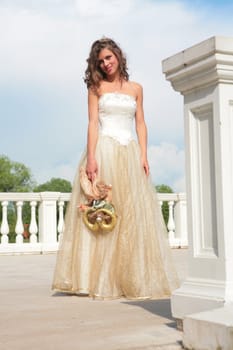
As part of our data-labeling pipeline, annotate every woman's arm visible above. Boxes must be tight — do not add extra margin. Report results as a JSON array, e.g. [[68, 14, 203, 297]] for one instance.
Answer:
[[135, 84, 150, 176], [86, 89, 99, 181]]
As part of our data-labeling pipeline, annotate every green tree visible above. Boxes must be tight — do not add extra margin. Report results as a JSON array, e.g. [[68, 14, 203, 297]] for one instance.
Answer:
[[33, 178, 72, 193], [0, 155, 35, 192], [156, 184, 173, 194], [0, 155, 35, 242], [156, 184, 173, 225]]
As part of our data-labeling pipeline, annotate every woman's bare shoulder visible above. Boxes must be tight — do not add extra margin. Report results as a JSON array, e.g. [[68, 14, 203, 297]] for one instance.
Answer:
[[92, 82, 107, 97], [130, 81, 143, 92], [88, 87, 100, 98], [129, 81, 143, 99], [130, 80, 142, 88]]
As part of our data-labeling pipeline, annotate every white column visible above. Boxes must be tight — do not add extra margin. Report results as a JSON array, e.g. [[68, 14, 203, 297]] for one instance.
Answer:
[[163, 36, 233, 328], [39, 192, 60, 252], [29, 201, 38, 244], [1, 201, 9, 244], [15, 201, 24, 244]]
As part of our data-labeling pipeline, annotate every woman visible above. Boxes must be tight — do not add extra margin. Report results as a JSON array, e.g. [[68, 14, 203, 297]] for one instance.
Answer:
[[52, 37, 179, 299]]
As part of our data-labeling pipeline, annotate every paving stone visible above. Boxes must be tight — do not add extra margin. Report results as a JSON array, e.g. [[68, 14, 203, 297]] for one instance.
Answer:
[[0, 249, 187, 350]]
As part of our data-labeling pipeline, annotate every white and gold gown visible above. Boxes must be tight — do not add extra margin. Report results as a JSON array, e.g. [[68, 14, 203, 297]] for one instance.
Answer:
[[52, 92, 179, 299]]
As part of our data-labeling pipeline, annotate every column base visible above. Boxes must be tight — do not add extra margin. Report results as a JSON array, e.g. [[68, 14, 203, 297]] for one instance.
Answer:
[[171, 278, 226, 321]]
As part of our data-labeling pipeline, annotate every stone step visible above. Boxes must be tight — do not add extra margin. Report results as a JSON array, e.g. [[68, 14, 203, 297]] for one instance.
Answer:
[[183, 304, 233, 350]]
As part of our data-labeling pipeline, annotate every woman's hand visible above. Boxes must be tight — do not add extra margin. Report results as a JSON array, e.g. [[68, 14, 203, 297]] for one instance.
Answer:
[[86, 157, 98, 182], [142, 157, 150, 177]]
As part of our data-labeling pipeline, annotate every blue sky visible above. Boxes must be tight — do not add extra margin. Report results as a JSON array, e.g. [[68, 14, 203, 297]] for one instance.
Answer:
[[173, 0, 233, 11], [1, 0, 233, 192]]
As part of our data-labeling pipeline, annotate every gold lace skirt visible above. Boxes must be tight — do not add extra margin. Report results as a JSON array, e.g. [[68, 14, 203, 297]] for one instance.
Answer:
[[52, 135, 180, 299]]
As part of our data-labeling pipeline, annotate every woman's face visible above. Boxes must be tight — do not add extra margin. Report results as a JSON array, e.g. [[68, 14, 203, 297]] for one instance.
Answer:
[[98, 48, 119, 78]]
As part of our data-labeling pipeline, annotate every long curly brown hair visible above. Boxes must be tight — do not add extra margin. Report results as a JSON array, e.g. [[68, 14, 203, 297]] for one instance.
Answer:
[[84, 37, 129, 90]]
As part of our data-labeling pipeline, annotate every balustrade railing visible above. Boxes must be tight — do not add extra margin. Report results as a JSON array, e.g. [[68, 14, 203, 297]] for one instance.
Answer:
[[0, 192, 187, 254]]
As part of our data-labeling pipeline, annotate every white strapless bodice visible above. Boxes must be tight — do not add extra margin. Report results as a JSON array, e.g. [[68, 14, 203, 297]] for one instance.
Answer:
[[98, 92, 137, 145]]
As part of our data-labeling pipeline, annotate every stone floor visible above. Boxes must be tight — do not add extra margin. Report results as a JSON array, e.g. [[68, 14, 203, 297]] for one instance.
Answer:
[[0, 249, 188, 350]]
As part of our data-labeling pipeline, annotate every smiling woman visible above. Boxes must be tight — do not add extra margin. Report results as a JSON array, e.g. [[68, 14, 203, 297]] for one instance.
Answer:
[[52, 37, 180, 300], [98, 50, 119, 77]]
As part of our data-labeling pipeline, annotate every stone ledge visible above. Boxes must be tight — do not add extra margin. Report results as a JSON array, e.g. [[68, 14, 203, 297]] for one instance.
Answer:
[[162, 36, 233, 75], [183, 304, 233, 350], [162, 36, 233, 94]]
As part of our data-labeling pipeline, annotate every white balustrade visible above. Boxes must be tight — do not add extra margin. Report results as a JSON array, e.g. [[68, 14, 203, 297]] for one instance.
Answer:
[[57, 200, 65, 242], [29, 201, 38, 244], [1, 201, 9, 244], [38, 192, 60, 252], [15, 201, 24, 244], [174, 193, 188, 247], [167, 200, 175, 243], [156, 193, 187, 248], [0, 191, 187, 254]]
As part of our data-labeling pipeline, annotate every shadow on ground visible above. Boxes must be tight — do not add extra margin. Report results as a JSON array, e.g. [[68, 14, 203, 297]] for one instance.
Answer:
[[52, 291, 89, 297], [122, 298, 177, 329]]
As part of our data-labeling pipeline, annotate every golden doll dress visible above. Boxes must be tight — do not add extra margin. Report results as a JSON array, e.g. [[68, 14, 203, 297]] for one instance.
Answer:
[[52, 92, 179, 299]]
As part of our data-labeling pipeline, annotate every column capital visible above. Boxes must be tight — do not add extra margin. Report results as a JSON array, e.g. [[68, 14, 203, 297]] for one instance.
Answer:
[[162, 36, 233, 94]]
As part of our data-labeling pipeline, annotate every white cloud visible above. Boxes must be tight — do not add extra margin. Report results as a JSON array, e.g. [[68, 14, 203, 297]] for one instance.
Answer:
[[0, 0, 203, 85], [1, 0, 232, 191], [36, 158, 80, 185], [0, 7, 80, 86], [172, 176, 186, 193], [148, 143, 185, 192], [75, 0, 134, 17]]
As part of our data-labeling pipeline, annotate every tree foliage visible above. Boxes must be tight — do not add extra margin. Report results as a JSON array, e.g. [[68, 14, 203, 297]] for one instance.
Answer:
[[33, 177, 72, 193], [0, 156, 73, 242], [0, 155, 35, 192], [156, 184, 173, 194], [156, 184, 173, 225], [0, 155, 35, 242]]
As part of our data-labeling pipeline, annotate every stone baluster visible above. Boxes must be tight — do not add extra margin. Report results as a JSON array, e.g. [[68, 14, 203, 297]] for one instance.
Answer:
[[57, 200, 65, 242], [29, 201, 38, 244], [1, 201, 9, 244], [159, 200, 163, 211], [15, 201, 24, 244], [39, 192, 60, 252], [167, 200, 175, 244]]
